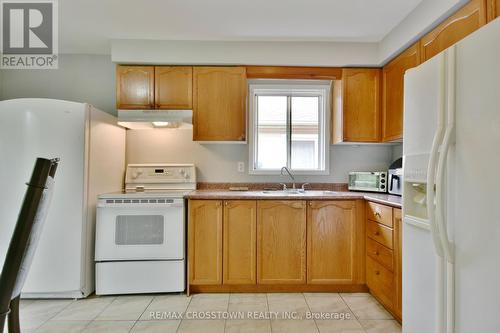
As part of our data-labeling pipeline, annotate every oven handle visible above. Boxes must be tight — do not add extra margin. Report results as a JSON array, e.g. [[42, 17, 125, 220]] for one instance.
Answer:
[[97, 202, 185, 208]]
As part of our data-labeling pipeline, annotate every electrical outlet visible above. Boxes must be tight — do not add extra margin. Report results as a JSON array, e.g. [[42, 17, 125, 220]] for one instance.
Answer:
[[237, 161, 245, 173]]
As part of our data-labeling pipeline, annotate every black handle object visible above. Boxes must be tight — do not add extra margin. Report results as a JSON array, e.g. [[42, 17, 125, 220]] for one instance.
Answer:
[[390, 174, 400, 192], [0, 158, 59, 333]]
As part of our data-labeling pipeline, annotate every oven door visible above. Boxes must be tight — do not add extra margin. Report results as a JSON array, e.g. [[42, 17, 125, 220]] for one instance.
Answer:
[[95, 198, 184, 261]]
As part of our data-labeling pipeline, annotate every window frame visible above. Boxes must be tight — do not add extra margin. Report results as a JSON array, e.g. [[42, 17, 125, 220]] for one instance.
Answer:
[[248, 80, 330, 175]]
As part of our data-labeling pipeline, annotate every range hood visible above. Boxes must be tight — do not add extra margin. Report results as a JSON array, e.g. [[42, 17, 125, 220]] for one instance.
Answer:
[[117, 109, 193, 129]]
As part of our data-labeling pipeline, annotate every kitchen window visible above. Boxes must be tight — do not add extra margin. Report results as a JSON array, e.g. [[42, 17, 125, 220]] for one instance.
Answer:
[[248, 81, 330, 174]]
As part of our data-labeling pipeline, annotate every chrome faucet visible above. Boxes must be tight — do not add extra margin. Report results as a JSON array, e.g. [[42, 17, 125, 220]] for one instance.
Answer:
[[280, 166, 296, 189]]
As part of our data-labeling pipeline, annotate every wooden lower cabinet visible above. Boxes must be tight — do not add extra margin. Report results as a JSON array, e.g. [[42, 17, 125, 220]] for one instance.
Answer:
[[365, 202, 402, 322], [487, 0, 500, 21], [307, 200, 364, 284], [366, 220, 393, 249], [223, 200, 257, 284], [366, 256, 395, 309], [188, 200, 223, 285], [366, 201, 393, 227], [394, 208, 403, 319], [257, 200, 307, 284], [188, 199, 368, 294]]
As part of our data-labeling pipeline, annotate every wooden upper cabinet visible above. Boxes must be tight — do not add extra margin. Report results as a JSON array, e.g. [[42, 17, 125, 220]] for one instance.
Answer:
[[307, 201, 363, 285], [257, 200, 306, 284], [193, 67, 247, 141], [332, 68, 382, 143], [382, 43, 421, 142], [223, 200, 257, 285], [487, 0, 500, 21], [154, 66, 193, 109], [188, 200, 223, 285], [421, 0, 487, 62], [116, 66, 155, 109]]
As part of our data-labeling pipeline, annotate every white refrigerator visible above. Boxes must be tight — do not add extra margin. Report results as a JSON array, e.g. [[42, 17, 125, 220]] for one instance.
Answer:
[[403, 19, 500, 333], [0, 99, 125, 298]]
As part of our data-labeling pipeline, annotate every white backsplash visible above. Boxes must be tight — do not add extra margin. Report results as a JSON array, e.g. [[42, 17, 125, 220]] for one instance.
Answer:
[[126, 128, 395, 183]]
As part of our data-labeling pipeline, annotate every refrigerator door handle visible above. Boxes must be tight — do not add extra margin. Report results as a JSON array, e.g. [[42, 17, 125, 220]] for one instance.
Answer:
[[436, 48, 456, 264], [426, 54, 447, 258]]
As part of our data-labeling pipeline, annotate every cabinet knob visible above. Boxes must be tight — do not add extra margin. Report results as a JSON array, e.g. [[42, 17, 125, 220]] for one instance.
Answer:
[[375, 211, 381, 217], [375, 231, 380, 236], [375, 271, 380, 275], [224, 201, 228, 206], [374, 251, 379, 256]]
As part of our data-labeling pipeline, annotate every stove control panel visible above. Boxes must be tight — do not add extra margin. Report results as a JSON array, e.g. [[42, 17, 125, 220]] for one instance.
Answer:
[[125, 164, 196, 190]]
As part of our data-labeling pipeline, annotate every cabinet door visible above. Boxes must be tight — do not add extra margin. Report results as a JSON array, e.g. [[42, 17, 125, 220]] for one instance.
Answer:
[[116, 66, 154, 109], [257, 201, 306, 284], [223, 200, 257, 285], [382, 43, 421, 142], [421, 0, 487, 62], [366, 256, 395, 310], [393, 208, 403, 320], [307, 201, 362, 284], [155, 66, 193, 109], [188, 200, 223, 285], [193, 67, 247, 141], [342, 68, 382, 142], [487, 0, 499, 21]]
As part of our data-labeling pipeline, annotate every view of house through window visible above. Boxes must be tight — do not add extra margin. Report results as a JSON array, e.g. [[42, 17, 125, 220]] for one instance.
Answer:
[[249, 82, 329, 174]]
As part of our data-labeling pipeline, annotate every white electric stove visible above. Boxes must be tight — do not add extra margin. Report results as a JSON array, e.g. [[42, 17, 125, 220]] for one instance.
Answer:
[[95, 164, 196, 295]]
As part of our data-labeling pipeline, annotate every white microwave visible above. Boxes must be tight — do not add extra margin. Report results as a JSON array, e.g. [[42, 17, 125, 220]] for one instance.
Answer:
[[348, 171, 387, 193]]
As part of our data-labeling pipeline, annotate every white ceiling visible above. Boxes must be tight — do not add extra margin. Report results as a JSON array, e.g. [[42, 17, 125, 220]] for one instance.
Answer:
[[60, 0, 424, 54]]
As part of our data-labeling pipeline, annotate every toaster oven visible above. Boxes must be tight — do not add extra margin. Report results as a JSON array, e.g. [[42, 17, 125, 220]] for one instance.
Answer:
[[348, 171, 387, 193]]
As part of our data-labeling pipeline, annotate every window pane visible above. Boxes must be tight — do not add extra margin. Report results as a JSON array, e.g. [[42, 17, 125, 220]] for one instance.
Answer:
[[291, 96, 320, 169], [256, 96, 287, 169]]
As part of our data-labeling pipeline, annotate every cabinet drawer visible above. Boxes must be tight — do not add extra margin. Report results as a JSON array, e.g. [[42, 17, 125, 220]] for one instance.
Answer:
[[366, 238, 394, 271], [367, 220, 393, 249], [366, 256, 395, 309], [366, 202, 393, 227]]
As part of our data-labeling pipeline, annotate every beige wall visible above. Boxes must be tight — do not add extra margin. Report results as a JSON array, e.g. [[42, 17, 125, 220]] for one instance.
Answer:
[[0, 54, 116, 115], [126, 128, 395, 183], [0, 53, 399, 183]]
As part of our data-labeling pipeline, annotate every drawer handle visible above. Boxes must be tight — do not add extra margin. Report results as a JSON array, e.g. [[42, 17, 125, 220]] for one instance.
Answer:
[[374, 231, 380, 236], [375, 271, 380, 275], [375, 211, 381, 217]]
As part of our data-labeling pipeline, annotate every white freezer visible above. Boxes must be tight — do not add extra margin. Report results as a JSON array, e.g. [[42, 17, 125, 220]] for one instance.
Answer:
[[403, 52, 444, 333], [0, 98, 125, 298]]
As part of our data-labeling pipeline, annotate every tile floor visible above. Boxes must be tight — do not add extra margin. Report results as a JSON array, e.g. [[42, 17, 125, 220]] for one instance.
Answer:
[[5, 293, 401, 333]]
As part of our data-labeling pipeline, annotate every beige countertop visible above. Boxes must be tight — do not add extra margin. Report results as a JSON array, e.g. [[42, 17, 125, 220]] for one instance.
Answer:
[[185, 190, 402, 208]]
